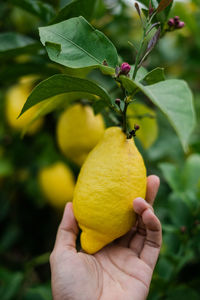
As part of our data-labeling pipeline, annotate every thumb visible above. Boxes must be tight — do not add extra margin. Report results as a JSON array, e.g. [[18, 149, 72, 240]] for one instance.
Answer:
[[54, 202, 79, 252]]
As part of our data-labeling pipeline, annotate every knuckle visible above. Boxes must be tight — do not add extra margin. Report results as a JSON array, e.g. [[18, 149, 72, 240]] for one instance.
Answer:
[[148, 204, 154, 212], [49, 251, 56, 265], [145, 239, 161, 248]]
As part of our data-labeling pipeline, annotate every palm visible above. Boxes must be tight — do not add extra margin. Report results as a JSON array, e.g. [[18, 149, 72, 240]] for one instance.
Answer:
[[50, 176, 161, 300], [80, 244, 151, 300]]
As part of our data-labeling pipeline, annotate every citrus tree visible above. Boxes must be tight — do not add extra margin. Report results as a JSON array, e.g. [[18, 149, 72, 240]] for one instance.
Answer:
[[0, 0, 200, 299]]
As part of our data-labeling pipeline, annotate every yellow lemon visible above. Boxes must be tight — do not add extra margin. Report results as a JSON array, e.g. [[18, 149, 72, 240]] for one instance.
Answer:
[[38, 162, 75, 209], [73, 126, 146, 254], [127, 102, 158, 149], [5, 81, 43, 135], [56, 103, 105, 166]]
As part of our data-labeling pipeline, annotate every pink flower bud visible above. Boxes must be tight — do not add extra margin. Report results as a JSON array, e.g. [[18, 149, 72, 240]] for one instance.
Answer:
[[120, 62, 131, 75], [176, 21, 185, 29], [115, 98, 121, 106], [168, 18, 175, 27], [134, 124, 140, 131], [149, 7, 154, 17], [174, 16, 180, 24], [180, 226, 186, 233]]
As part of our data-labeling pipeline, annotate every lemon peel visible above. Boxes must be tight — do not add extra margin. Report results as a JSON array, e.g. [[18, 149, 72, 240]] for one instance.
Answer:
[[56, 103, 105, 166], [38, 162, 75, 209], [5, 81, 43, 134], [73, 126, 147, 254]]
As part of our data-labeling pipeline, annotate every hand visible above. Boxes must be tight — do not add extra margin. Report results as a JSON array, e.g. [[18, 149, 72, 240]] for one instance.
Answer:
[[50, 175, 162, 300]]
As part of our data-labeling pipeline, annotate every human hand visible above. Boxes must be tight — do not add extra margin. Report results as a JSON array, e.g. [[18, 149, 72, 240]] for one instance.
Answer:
[[50, 175, 162, 300]]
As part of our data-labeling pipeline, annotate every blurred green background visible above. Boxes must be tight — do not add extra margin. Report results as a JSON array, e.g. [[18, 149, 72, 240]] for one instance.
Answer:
[[0, 0, 200, 299]]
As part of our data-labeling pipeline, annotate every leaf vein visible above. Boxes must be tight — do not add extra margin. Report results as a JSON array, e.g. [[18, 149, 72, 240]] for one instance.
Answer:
[[46, 29, 102, 65]]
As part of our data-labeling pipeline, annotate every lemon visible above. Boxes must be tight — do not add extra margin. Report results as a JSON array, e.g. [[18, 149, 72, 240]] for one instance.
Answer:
[[38, 162, 75, 209], [127, 102, 158, 149], [73, 126, 147, 254], [5, 81, 43, 135], [56, 103, 105, 166]]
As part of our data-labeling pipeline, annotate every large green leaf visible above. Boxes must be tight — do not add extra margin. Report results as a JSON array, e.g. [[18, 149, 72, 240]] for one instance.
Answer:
[[22, 92, 99, 135], [10, 0, 54, 22], [39, 16, 118, 75], [0, 32, 40, 58], [19, 74, 112, 116], [51, 0, 98, 24], [120, 76, 196, 150]]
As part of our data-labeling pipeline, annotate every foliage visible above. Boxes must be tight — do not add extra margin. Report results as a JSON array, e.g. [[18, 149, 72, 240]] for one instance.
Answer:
[[0, 0, 200, 299]]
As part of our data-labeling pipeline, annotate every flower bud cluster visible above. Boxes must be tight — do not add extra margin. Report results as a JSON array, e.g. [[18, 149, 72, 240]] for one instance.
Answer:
[[127, 124, 140, 139], [168, 16, 185, 30]]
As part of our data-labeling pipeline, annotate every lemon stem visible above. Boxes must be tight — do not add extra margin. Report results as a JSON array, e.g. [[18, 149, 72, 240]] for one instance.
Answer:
[[132, 30, 146, 80], [122, 101, 128, 134], [132, 11, 157, 80]]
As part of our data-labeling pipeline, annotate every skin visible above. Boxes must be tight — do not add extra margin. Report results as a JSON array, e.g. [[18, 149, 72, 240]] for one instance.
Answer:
[[50, 175, 162, 300]]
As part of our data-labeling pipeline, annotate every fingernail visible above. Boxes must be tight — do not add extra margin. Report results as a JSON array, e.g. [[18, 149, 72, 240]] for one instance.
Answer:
[[134, 197, 144, 201], [133, 197, 145, 206]]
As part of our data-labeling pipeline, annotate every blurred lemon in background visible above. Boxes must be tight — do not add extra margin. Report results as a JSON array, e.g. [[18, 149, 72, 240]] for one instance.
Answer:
[[128, 102, 158, 149], [5, 78, 43, 135], [56, 103, 105, 166], [38, 161, 75, 209]]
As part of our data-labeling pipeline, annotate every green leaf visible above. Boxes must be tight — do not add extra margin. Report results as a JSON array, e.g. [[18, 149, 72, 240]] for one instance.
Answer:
[[23, 284, 52, 300], [182, 154, 200, 191], [22, 93, 98, 135], [0, 32, 40, 58], [0, 225, 20, 253], [0, 267, 24, 300], [92, 100, 107, 115], [19, 74, 112, 116], [10, 0, 54, 22], [168, 194, 192, 227], [156, 0, 174, 24], [26, 252, 50, 269], [51, 0, 98, 24], [39, 16, 118, 74], [136, 0, 149, 7], [138, 0, 173, 24], [156, 257, 173, 280], [142, 67, 165, 85], [166, 286, 200, 300], [147, 110, 184, 162], [0, 159, 13, 177], [120, 76, 196, 150], [157, 0, 173, 13], [129, 66, 148, 82], [127, 102, 158, 149], [159, 162, 181, 192], [0, 62, 59, 85]]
